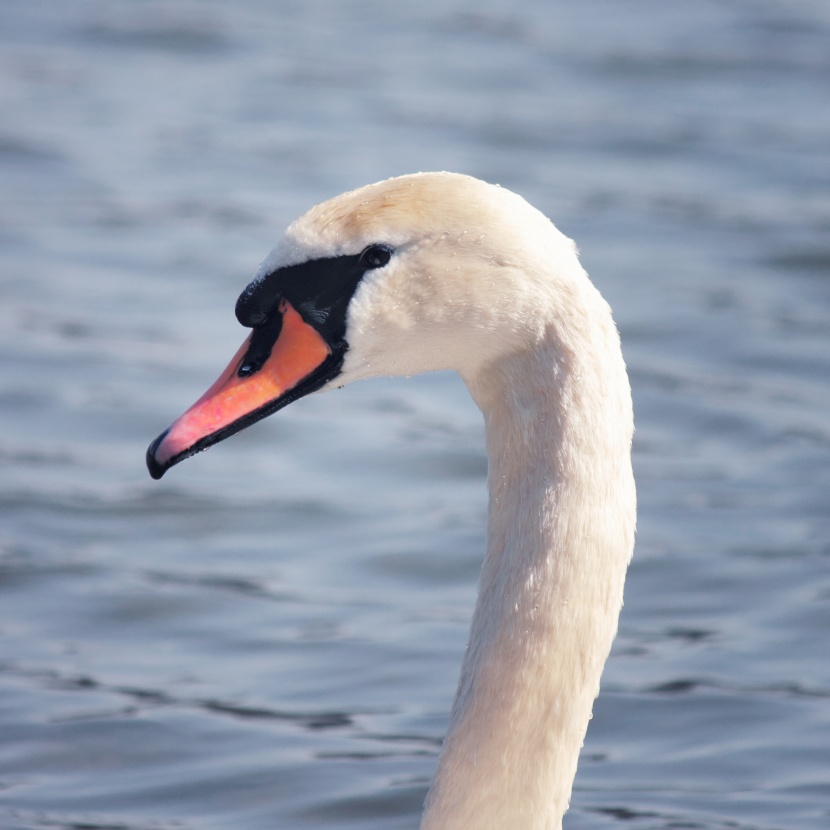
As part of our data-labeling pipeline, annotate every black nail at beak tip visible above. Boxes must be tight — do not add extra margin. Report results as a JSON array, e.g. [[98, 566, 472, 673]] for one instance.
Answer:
[[146, 429, 170, 480]]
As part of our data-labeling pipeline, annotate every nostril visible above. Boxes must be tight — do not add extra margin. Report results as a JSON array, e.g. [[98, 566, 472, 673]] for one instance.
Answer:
[[236, 310, 284, 378]]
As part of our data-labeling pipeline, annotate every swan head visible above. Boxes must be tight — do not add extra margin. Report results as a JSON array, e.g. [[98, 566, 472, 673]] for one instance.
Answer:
[[146, 172, 587, 479]]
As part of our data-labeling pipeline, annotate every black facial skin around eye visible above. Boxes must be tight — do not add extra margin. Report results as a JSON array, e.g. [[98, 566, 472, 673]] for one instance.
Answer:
[[233, 245, 395, 377]]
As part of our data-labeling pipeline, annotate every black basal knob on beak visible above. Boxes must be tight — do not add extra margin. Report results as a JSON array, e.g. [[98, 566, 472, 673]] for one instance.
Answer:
[[235, 278, 281, 328]]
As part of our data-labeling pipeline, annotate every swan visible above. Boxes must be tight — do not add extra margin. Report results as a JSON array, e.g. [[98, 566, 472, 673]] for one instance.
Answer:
[[146, 172, 636, 830]]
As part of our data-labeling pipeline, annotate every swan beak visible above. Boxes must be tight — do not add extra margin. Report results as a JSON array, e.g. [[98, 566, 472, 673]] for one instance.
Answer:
[[146, 299, 335, 479]]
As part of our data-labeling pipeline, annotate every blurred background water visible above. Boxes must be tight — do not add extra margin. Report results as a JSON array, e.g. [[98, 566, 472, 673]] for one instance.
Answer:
[[1, 1, 829, 828]]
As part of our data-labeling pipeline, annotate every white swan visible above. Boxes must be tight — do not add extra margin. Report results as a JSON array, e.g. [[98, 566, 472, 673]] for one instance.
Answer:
[[147, 172, 636, 830]]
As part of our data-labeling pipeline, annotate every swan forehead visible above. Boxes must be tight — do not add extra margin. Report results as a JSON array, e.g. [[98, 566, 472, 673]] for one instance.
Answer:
[[255, 172, 532, 278]]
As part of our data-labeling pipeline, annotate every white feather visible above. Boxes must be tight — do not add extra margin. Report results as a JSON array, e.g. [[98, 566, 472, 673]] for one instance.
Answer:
[[263, 172, 635, 829]]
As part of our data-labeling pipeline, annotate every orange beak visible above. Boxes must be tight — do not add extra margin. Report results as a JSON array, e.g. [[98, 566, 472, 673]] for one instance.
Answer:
[[146, 299, 335, 479]]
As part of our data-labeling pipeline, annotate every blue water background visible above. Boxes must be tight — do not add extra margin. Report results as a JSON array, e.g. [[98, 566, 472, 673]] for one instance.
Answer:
[[1, 2, 829, 828]]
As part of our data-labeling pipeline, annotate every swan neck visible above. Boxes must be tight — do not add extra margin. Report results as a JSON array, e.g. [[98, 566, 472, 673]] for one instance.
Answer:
[[422, 331, 635, 830]]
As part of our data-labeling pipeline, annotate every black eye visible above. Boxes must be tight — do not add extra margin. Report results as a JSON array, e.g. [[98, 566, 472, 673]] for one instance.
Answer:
[[359, 244, 393, 270]]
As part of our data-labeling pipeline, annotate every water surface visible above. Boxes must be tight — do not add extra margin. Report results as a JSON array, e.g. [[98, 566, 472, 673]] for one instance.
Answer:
[[1, 2, 829, 828]]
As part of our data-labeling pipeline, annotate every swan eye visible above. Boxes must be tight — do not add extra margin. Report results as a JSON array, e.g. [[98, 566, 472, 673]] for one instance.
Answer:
[[359, 244, 393, 270]]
